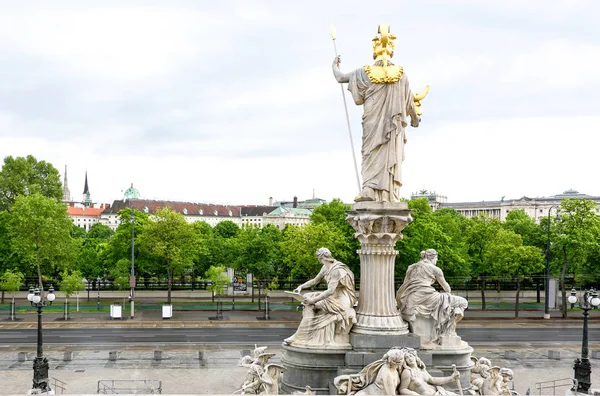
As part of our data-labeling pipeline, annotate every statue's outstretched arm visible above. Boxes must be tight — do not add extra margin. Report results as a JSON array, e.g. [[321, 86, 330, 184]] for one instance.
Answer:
[[296, 266, 326, 292], [332, 56, 352, 83]]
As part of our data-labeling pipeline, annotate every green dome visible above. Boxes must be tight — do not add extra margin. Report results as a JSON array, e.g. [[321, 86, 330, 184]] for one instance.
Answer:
[[124, 183, 140, 200]]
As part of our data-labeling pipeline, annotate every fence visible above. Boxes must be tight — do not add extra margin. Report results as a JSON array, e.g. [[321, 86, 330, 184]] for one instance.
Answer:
[[97, 379, 162, 394], [17, 274, 599, 295], [534, 378, 575, 395], [51, 377, 67, 394]]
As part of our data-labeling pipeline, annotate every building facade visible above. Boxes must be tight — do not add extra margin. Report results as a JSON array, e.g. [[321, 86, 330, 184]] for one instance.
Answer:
[[411, 189, 600, 222]]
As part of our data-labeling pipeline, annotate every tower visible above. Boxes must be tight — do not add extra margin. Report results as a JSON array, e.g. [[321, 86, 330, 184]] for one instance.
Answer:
[[82, 171, 91, 208], [62, 165, 71, 203]]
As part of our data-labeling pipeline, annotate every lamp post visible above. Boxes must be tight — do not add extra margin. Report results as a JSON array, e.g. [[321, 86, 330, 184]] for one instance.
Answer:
[[97, 276, 101, 311], [27, 285, 56, 393], [130, 207, 135, 319], [544, 205, 558, 319], [568, 288, 600, 394]]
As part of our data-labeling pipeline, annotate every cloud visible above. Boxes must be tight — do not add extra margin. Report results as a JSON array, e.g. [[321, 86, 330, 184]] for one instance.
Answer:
[[1, 1, 599, 207], [503, 40, 600, 90]]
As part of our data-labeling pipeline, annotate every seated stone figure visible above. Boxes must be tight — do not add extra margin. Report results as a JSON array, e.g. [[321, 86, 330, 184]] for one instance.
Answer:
[[399, 348, 460, 395], [396, 249, 468, 348], [334, 347, 405, 395], [284, 248, 357, 348]]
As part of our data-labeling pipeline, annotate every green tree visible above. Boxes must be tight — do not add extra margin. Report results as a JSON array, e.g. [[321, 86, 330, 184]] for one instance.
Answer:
[[503, 209, 546, 249], [190, 221, 213, 281], [58, 270, 85, 319], [204, 265, 230, 296], [235, 224, 282, 279], [77, 223, 114, 279], [70, 224, 87, 239], [484, 228, 544, 317], [9, 194, 76, 290], [140, 207, 196, 305], [87, 223, 114, 240], [0, 269, 24, 309], [465, 214, 502, 310], [553, 198, 600, 318], [0, 211, 16, 275], [214, 221, 239, 239], [397, 200, 470, 283], [0, 155, 63, 211], [310, 199, 359, 274], [104, 208, 152, 285], [280, 222, 347, 278]]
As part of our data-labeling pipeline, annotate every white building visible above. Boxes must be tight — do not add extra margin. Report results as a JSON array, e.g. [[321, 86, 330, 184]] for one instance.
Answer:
[[411, 189, 600, 222], [100, 199, 243, 230], [68, 205, 107, 231]]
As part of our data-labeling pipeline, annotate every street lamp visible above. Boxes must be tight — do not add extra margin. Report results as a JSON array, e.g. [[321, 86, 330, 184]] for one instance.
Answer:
[[130, 206, 135, 319], [568, 287, 600, 394], [544, 205, 559, 319], [96, 276, 101, 311], [27, 285, 56, 393]]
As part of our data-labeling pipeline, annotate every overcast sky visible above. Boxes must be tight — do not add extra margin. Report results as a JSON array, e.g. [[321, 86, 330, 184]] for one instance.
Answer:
[[1, 0, 599, 206]]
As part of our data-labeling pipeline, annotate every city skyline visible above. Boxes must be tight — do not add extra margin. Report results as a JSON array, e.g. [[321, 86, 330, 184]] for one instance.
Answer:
[[1, 1, 599, 206]]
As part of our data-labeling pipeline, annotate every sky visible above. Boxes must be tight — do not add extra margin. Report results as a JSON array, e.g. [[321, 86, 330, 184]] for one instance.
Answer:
[[1, 0, 599, 206]]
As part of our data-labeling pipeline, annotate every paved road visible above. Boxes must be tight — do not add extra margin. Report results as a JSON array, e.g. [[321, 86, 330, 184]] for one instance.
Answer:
[[1, 327, 598, 345]]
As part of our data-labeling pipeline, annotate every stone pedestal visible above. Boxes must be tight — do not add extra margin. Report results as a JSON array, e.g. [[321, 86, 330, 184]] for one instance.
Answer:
[[281, 344, 349, 395], [346, 202, 411, 335], [419, 345, 475, 391]]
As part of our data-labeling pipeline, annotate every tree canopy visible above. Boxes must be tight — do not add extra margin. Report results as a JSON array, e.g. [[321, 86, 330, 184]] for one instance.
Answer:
[[0, 155, 63, 211]]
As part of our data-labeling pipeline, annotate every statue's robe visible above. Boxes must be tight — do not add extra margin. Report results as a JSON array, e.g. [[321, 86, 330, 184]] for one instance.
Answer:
[[348, 67, 416, 201]]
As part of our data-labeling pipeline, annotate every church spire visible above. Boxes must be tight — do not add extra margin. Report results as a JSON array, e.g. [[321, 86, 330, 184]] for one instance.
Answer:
[[82, 171, 92, 208], [62, 165, 71, 202]]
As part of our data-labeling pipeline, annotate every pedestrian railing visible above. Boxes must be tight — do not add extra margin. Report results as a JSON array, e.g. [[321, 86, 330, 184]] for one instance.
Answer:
[[51, 377, 67, 394], [534, 378, 574, 395], [97, 379, 162, 394]]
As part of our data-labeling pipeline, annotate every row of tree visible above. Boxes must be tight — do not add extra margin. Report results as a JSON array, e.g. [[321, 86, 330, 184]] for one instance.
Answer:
[[1, 155, 600, 318]]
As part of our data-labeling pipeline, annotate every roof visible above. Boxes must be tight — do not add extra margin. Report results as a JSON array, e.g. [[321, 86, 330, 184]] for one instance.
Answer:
[[83, 172, 90, 194], [241, 206, 278, 217], [67, 207, 104, 217], [102, 199, 241, 217], [268, 207, 312, 216]]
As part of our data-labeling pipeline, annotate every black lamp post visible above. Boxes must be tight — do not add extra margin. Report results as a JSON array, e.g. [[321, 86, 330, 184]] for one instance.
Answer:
[[97, 276, 101, 311], [544, 205, 558, 319], [568, 287, 600, 394], [27, 285, 56, 393], [130, 207, 135, 319]]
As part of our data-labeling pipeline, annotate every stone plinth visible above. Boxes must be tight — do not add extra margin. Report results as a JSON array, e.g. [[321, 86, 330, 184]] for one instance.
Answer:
[[419, 345, 474, 391], [281, 344, 348, 395], [346, 201, 411, 335]]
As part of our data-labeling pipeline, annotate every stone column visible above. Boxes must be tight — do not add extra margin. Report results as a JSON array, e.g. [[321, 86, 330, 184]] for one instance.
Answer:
[[346, 201, 411, 335]]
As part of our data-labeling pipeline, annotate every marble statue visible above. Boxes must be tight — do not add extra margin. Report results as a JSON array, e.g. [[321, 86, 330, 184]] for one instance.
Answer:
[[284, 248, 357, 348], [240, 352, 277, 394], [479, 367, 503, 396], [396, 249, 468, 348], [499, 368, 515, 396], [334, 347, 405, 395], [470, 359, 518, 396], [240, 345, 269, 368], [470, 357, 492, 391], [291, 386, 315, 395], [399, 348, 460, 396], [332, 24, 423, 203]]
